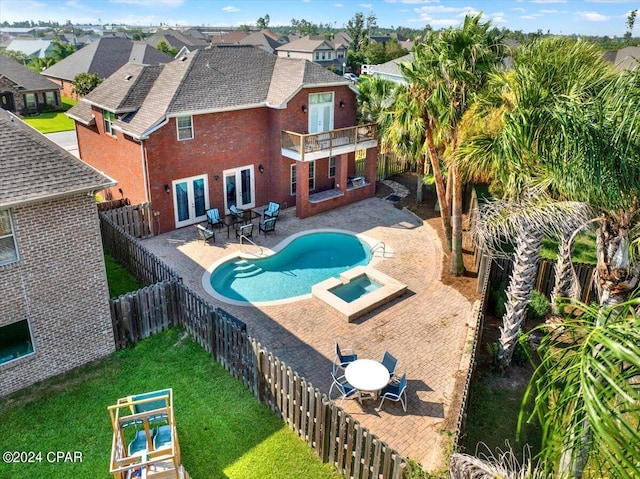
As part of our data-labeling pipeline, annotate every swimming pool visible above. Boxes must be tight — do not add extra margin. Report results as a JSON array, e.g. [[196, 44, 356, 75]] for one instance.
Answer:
[[203, 231, 373, 304]]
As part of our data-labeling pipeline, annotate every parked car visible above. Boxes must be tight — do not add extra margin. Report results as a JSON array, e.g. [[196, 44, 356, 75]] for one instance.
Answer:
[[343, 73, 359, 82]]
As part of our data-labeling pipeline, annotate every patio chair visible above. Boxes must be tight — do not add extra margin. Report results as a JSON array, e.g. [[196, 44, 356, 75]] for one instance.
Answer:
[[334, 342, 357, 374], [379, 373, 407, 412], [206, 208, 223, 230], [236, 223, 253, 240], [153, 424, 172, 450], [381, 351, 398, 382], [196, 224, 215, 244], [259, 217, 277, 236], [263, 201, 280, 219], [230, 204, 245, 221], [329, 372, 359, 406]]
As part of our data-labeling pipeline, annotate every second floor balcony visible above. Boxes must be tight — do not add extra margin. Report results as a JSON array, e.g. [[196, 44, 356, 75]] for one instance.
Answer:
[[281, 123, 378, 162]]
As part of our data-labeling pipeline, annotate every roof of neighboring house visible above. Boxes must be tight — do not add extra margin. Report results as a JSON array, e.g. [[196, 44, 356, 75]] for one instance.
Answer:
[[0, 55, 62, 92], [0, 109, 115, 208], [604, 46, 640, 71], [5, 38, 54, 59], [371, 53, 413, 81], [69, 45, 351, 139], [208, 31, 250, 45], [42, 37, 173, 82], [145, 29, 209, 51], [275, 35, 339, 53], [238, 30, 281, 52]]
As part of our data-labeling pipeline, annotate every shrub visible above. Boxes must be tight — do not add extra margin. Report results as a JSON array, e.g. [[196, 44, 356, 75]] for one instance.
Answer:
[[489, 279, 508, 318], [527, 290, 550, 320]]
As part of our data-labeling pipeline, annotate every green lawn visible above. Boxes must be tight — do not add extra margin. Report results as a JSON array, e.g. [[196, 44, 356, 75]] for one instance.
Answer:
[[540, 231, 597, 265], [104, 252, 143, 298], [0, 328, 342, 479], [23, 97, 77, 134]]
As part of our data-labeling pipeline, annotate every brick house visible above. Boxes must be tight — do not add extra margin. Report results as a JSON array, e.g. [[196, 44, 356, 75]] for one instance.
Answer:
[[67, 45, 377, 233], [0, 55, 62, 115], [0, 109, 116, 397], [276, 35, 349, 72]]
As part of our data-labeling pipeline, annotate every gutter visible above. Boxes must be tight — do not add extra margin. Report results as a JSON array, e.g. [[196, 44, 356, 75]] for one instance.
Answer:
[[0, 181, 117, 210]]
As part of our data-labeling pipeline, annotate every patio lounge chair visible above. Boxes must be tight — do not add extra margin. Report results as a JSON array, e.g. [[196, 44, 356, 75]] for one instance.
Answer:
[[334, 342, 357, 374], [230, 204, 245, 221], [381, 351, 398, 382], [236, 223, 253, 240], [263, 201, 280, 219], [259, 217, 277, 236], [379, 373, 407, 412], [196, 224, 215, 244], [329, 372, 359, 406], [206, 208, 223, 230]]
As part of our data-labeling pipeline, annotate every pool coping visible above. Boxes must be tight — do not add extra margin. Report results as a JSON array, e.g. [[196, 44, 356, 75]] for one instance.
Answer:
[[311, 266, 408, 322], [201, 228, 391, 307]]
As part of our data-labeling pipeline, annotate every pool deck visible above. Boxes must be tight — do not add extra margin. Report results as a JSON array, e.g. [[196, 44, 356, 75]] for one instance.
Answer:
[[141, 197, 479, 472]]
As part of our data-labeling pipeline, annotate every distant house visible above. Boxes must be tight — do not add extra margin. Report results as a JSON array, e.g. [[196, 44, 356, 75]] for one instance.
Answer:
[[207, 30, 251, 45], [0, 55, 62, 114], [0, 108, 116, 397], [370, 53, 413, 84], [237, 30, 282, 54], [5, 38, 56, 59], [67, 45, 378, 232], [145, 28, 209, 54], [276, 35, 348, 71], [42, 37, 173, 97], [603, 46, 640, 71]]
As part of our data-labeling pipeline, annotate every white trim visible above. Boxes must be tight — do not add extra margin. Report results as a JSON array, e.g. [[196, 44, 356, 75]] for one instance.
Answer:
[[0, 209, 19, 266], [172, 174, 210, 228], [222, 165, 256, 213]]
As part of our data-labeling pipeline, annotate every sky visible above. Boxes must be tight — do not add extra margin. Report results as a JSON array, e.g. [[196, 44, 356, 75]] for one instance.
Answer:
[[0, 0, 638, 37]]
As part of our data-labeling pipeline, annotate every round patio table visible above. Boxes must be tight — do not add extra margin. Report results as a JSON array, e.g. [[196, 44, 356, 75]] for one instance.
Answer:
[[344, 359, 390, 400]]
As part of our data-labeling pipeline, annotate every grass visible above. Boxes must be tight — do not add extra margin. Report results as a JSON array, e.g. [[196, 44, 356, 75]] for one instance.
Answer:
[[104, 252, 143, 298], [23, 97, 77, 133], [540, 231, 597, 265], [0, 328, 342, 479]]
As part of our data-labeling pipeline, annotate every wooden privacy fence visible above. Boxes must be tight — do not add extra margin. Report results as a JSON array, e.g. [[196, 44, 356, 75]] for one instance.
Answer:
[[376, 151, 413, 181], [109, 280, 408, 479], [100, 213, 181, 286], [100, 202, 155, 239], [489, 256, 596, 304]]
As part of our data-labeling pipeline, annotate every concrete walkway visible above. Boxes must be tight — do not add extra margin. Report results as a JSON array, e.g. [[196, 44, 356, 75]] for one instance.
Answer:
[[141, 197, 478, 472]]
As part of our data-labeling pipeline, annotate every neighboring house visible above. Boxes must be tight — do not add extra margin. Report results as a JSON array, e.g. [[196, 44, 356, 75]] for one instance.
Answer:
[[0, 55, 62, 114], [370, 53, 413, 84], [275, 35, 348, 70], [238, 30, 282, 54], [207, 31, 250, 45], [5, 38, 56, 59], [603, 46, 640, 71], [0, 108, 116, 397], [67, 45, 378, 232], [145, 29, 209, 53], [42, 37, 173, 97]]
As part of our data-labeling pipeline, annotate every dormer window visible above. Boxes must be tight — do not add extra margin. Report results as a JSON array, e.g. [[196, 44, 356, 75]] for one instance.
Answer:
[[176, 116, 193, 141]]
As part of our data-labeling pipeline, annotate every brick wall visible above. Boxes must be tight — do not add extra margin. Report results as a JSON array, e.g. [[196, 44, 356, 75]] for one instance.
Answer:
[[0, 195, 115, 397]]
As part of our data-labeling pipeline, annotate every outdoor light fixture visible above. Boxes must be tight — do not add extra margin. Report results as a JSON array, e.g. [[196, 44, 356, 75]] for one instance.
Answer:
[[118, 188, 124, 198], [214, 175, 220, 181], [258, 164, 265, 173], [164, 184, 170, 194], [301, 105, 308, 113], [339, 100, 345, 108]]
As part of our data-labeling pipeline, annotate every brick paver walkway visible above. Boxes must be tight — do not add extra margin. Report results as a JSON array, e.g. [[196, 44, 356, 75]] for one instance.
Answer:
[[141, 197, 478, 472]]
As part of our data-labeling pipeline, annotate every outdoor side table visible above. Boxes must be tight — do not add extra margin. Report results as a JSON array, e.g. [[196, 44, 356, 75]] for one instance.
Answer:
[[344, 359, 390, 401]]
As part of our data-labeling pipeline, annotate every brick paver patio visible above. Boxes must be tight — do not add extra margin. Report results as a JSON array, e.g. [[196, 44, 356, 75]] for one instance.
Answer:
[[141, 197, 479, 472]]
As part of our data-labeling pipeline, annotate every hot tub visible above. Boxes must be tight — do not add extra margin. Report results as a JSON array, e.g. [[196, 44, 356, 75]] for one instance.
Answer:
[[312, 266, 407, 322]]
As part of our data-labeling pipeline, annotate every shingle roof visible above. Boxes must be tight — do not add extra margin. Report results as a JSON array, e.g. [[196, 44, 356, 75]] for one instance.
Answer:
[[0, 109, 115, 207], [238, 31, 281, 52], [606, 46, 640, 71], [5, 38, 53, 58], [0, 55, 61, 92], [69, 45, 349, 139], [42, 37, 172, 82], [275, 36, 331, 53]]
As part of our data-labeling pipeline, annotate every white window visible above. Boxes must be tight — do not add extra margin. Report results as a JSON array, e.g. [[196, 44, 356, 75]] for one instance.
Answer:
[[0, 210, 18, 266], [45, 91, 56, 106], [314, 52, 320, 60], [25, 93, 36, 110], [329, 157, 336, 178], [0, 319, 35, 365], [309, 160, 316, 190], [290, 164, 297, 196], [103, 110, 116, 136], [338, 51, 344, 59], [321, 51, 326, 60], [176, 116, 193, 141]]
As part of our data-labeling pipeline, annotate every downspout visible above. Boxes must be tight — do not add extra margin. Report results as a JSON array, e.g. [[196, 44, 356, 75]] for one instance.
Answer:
[[140, 139, 150, 204]]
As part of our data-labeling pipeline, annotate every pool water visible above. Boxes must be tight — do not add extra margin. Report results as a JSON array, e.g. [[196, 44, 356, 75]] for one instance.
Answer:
[[209, 232, 371, 303], [329, 275, 382, 303]]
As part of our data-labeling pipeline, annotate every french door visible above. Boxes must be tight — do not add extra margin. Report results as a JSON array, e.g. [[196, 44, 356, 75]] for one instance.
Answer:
[[172, 175, 209, 228], [223, 166, 255, 213]]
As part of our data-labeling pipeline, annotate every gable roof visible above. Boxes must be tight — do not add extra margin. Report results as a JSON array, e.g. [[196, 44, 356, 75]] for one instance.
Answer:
[[208, 31, 250, 45], [238, 31, 281, 52], [275, 35, 336, 53], [605, 46, 640, 71], [42, 37, 173, 82], [5, 38, 54, 59], [0, 55, 61, 92], [69, 45, 350, 139], [0, 109, 115, 208], [146, 29, 209, 50]]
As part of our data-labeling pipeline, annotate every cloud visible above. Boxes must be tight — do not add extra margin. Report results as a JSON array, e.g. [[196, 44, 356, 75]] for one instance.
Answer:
[[521, 15, 537, 19], [530, 0, 566, 3], [334, 3, 343, 7], [221, 6, 239, 12], [385, 0, 442, 4], [512, 7, 526, 12], [414, 5, 469, 13], [540, 9, 559, 13], [576, 10, 610, 21], [109, 0, 184, 5]]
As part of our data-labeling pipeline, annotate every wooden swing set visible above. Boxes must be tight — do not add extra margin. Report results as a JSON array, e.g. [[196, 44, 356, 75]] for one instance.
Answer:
[[107, 388, 190, 479]]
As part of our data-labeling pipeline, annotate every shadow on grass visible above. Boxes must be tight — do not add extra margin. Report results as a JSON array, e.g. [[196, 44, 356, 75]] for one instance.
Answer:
[[0, 329, 340, 479]]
